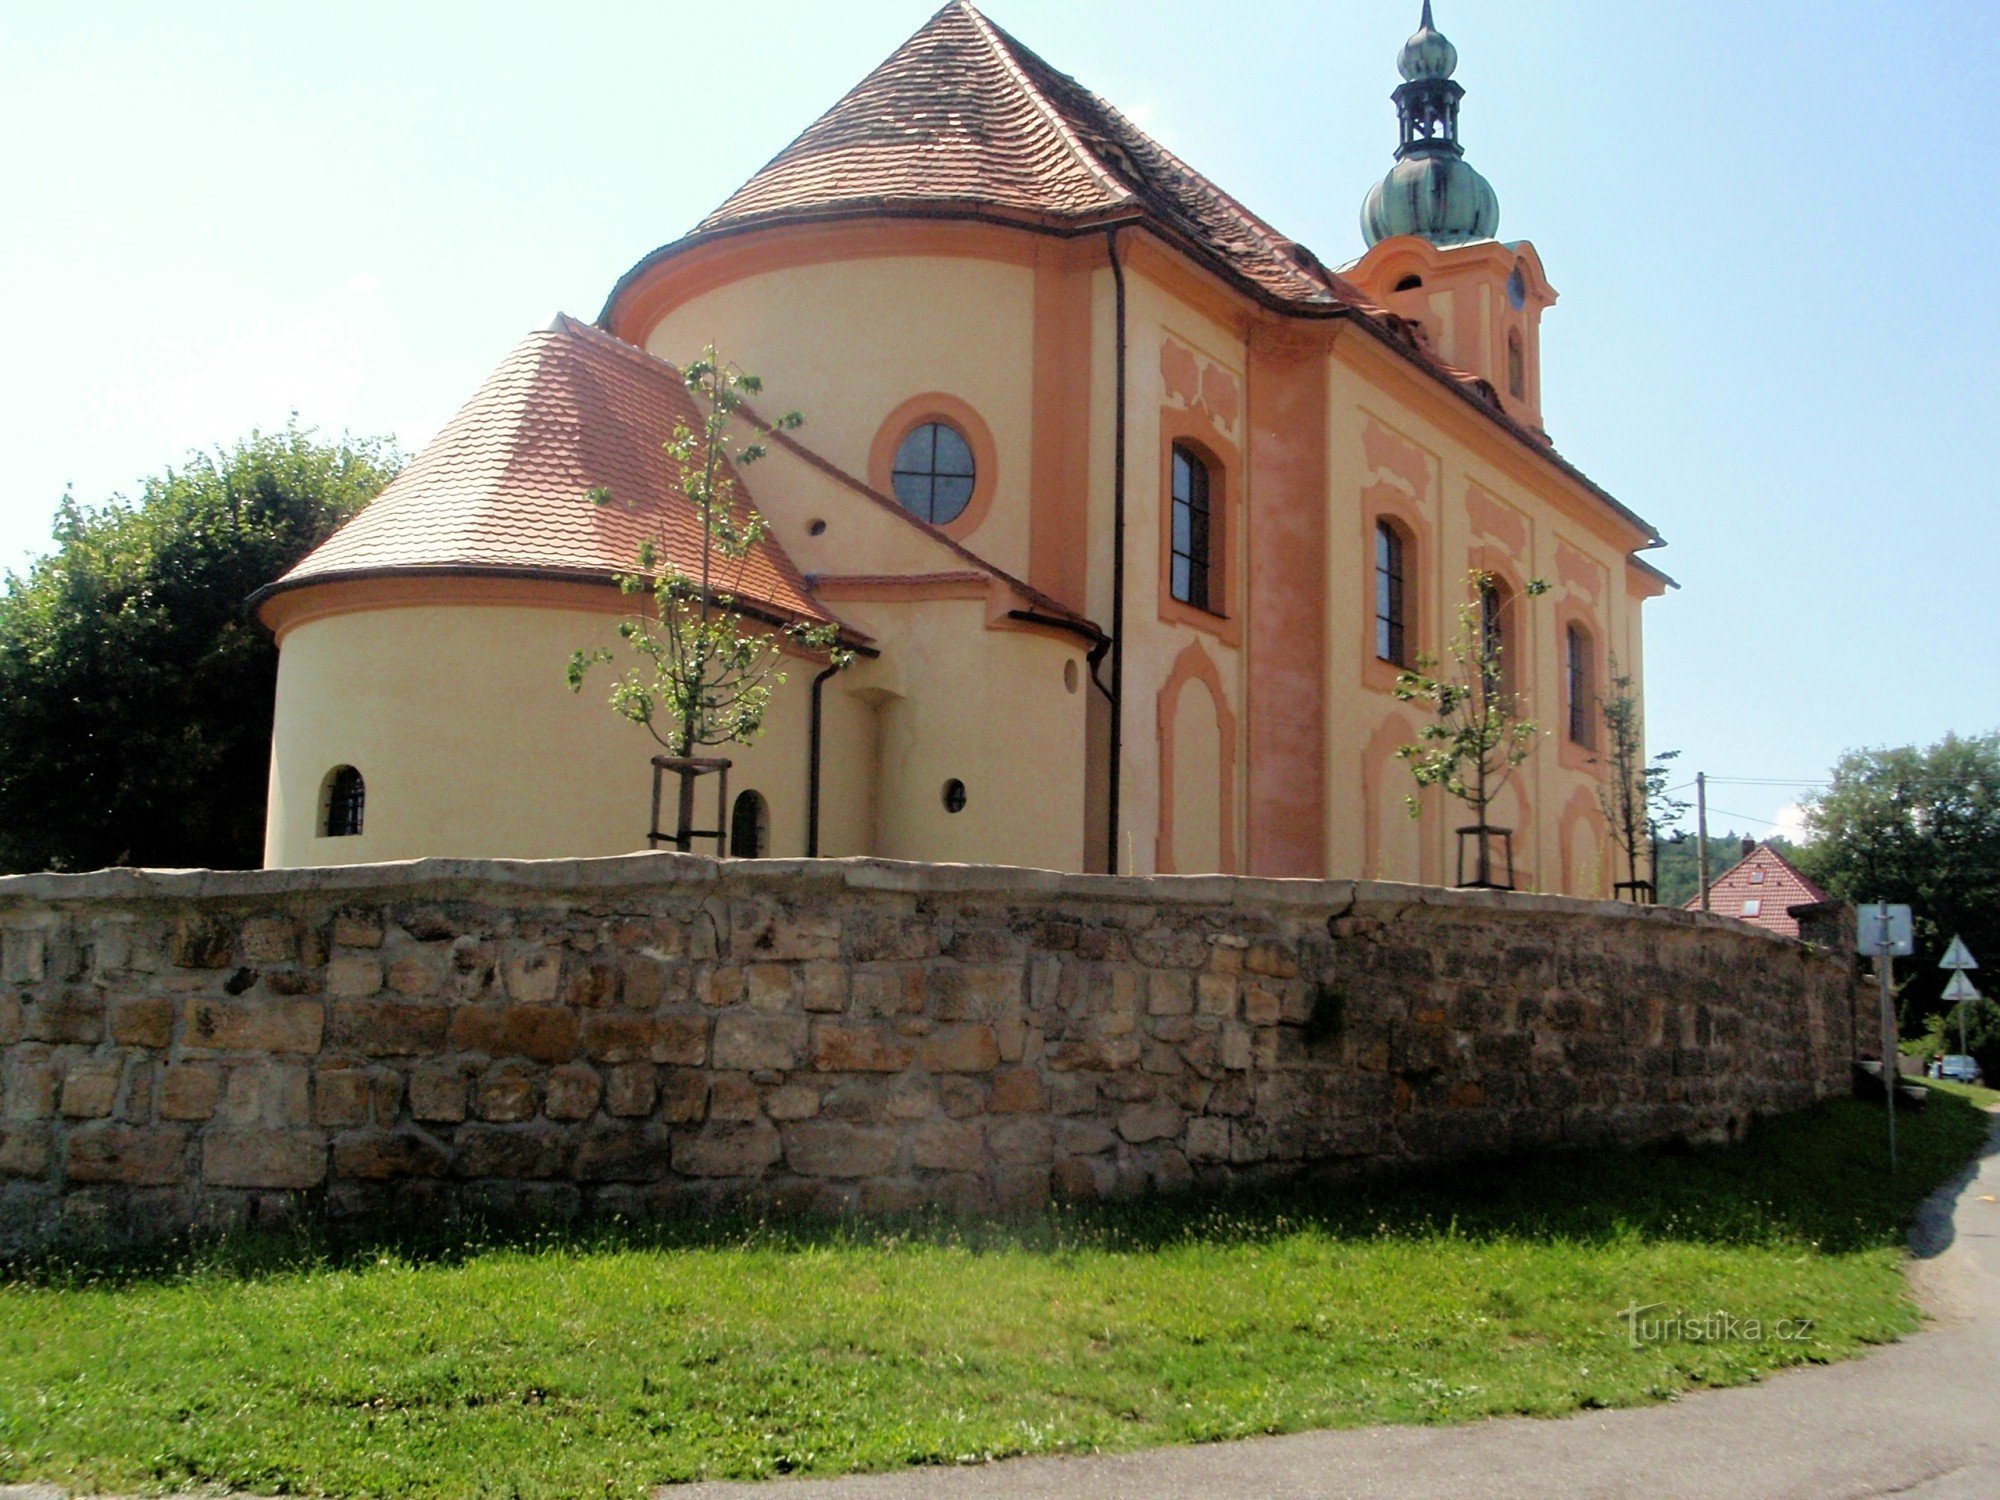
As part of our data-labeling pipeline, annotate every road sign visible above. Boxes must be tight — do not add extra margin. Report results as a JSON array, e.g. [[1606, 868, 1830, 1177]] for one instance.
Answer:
[[1942, 935, 1979, 971], [1943, 971, 1982, 1003], [1855, 903, 1914, 957]]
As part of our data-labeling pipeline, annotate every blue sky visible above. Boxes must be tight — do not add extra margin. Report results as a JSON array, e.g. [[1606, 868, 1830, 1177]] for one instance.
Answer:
[[2, 1, 1993, 840]]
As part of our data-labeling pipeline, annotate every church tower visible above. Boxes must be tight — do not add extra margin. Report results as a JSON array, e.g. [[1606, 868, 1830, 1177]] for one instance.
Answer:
[[1346, 2, 1556, 437]]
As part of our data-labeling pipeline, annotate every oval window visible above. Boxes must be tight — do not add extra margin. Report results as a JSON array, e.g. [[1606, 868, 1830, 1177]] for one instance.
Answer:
[[890, 421, 976, 525]]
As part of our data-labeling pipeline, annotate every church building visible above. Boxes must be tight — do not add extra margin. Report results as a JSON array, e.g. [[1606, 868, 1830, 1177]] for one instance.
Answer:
[[253, 1, 1671, 890]]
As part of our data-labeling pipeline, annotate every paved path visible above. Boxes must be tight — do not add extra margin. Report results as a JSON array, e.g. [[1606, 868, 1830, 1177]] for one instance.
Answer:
[[674, 1117, 2000, 1500]]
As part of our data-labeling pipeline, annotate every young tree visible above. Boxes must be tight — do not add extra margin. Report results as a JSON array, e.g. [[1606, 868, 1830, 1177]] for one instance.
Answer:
[[0, 424, 400, 873], [1393, 568, 1548, 888], [567, 346, 848, 850], [1593, 661, 1688, 902]]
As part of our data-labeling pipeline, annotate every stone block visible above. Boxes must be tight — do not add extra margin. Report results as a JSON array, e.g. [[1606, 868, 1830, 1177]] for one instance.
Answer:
[[1054, 1118, 1117, 1157], [386, 955, 443, 997], [327, 999, 447, 1056], [910, 1119, 983, 1172], [25, 991, 106, 1045], [810, 1023, 913, 1073], [158, 1064, 222, 1121], [409, 1062, 470, 1123], [1147, 971, 1198, 1018], [918, 1024, 999, 1074], [333, 1128, 450, 1180], [219, 1064, 312, 1128], [60, 1058, 122, 1119], [502, 947, 563, 1003], [712, 1015, 808, 1072], [65, 1124, 187, 1185], [672, 1121, 781, 1178], [331, 909, 385, 949], [109, 996, 174, 1048], [601, 1063, 656, 1118], [656, 1068, 708, 1123], [986, 1117, 1053, 1165], [169, 914, 235, 969], [475, 1062, 538, 1123], [1185, 1116, 1231, 1163], [572, 1122, 668, 1182], [240, 916, 298, 963], [988, 1068, 1047, 1114], [1242, 982, 1284, 1027], [800, 962, 849, 1013], [544, 1064, 603, 1121], [2, 924, 47, 983], [1117, 1102, 1185, 1144], [183, 998, 323, 1054], [730, 901, 842, 962], [1196, 974, 1238, 1017], [451, 1125, 567, 1180], [313, 1066, 371, 1127], [563, 961, 619, 1009], [204, 1130, 327, 1189], [326, 956, 384, 997], [763, 1083, 820, 1121], [744, 964, 796, 1012], [783, 1121, 898, 1178], [580, 1012, 707, 1065], [450, 1004, 579, 1064], [0, 1122, 51, 1177]]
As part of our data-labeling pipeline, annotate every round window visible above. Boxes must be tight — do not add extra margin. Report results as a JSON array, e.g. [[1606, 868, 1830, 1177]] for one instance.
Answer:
[[890, 421, 976, 525]]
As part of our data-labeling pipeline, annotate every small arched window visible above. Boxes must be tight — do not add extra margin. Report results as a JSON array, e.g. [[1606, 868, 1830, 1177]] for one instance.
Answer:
[[890, 421, 976, 525], [1506, 330, 1526, 400], [1393, 273, 1424, 292], [729, 789, 770, 858], [1565, 624, 1596, 747], [1374, 520, 1409, 666], [1479, 581, 1512, 701], [1169, 444, 1214, 613], [321, 766, 365, 838]]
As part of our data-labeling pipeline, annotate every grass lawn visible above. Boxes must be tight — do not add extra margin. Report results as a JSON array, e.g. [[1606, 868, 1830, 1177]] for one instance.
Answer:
[[2, 1092, 1990, 1498], [1923, 1075, 2000, 1110]]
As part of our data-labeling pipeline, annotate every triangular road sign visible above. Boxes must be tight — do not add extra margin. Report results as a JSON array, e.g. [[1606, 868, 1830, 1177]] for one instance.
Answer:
[[1943, 971, 1982, 1002], [1942, 935, 1980, 971]]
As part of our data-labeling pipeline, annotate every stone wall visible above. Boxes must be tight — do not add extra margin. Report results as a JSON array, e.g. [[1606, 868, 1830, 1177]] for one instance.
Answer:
[[0, 855, 1858, 1251]]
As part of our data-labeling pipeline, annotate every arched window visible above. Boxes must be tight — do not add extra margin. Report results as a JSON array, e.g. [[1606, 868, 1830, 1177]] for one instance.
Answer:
[[729, 789, 770, 858], [1565, 624, 1596, 747], [1393, 273, 1424, 292], [1169, 444, 1214, 613], [321, 766, 365, 838], [1506, 330, 1526, 400], [889, 421, 976, 525], [1374, 520, 1409, 665], [1479, 580, 1511, 701]]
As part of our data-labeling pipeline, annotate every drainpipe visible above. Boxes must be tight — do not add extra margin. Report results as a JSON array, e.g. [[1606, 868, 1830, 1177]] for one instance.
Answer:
[[1105, 226, 1128, 875], [806, 660, 840, 857]]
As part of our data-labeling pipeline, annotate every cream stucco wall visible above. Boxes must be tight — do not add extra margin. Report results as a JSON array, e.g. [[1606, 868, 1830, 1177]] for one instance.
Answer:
[[645, 255, 1039, 584], [265, 601, 849, 868]]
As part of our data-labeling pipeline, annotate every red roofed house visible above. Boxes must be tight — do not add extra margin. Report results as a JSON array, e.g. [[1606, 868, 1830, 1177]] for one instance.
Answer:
[[1685, 842, 1835, 940], [254, 2, 1670, 885]]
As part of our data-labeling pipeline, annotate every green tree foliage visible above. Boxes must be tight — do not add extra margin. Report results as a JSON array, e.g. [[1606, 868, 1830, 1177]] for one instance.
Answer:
[[0, 425, 400, 873], [1592, 660, 1687, 901], [1394, 568, 1548, 887], [1795, 731, 2000, 1028]]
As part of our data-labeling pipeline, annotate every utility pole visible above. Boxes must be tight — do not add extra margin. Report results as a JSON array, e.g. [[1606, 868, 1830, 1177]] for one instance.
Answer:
[[1696, 771, 1711, 911]]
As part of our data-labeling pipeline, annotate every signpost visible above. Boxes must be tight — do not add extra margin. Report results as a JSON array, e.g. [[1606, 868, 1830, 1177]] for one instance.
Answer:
[[1856, 903, 1915, 1170], [1941, 935, 1981, 1061]]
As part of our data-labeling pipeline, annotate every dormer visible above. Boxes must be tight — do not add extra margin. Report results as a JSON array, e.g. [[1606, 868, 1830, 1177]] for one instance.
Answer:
[[1346, 235, 1557, 435]]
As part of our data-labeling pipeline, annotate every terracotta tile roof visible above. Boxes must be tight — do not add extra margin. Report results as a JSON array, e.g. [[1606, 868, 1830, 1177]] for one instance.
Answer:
[[261, 316, 833, 629], [1684, 843, 1834, 939], [696, 1, 1351, 311], [606, 2, 1662, 550], [692, 1, 1351, 311]]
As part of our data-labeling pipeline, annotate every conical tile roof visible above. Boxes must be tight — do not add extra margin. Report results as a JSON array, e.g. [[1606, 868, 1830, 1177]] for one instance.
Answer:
[[262, 315, 832, 627]]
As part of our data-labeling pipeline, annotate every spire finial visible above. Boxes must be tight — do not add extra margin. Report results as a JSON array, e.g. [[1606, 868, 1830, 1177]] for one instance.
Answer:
[[1363, 2, 1498, 248]]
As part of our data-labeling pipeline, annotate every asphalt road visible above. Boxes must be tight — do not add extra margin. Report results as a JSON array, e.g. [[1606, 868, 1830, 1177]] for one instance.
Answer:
[[673, 1116, 2000, 1500]]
